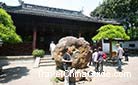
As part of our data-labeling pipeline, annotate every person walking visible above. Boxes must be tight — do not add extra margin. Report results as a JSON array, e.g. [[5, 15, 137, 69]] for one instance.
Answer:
[[116, 44, 124, 72]]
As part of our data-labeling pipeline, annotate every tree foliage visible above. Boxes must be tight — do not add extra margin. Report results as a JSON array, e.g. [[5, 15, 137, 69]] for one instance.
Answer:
[[128, 28, 138, 39], [92, 24, 130, 41], [91, 0, 138, 39], [0, 8, 22, 43], [91, 0, 138, 21], [92, 24, 130, 57]]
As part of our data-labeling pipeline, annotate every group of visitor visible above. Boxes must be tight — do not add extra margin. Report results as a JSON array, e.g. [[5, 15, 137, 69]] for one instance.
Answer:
[[50, 41, 129, 73], [90, 47, 105, 73], [91, 44, 129, 72]]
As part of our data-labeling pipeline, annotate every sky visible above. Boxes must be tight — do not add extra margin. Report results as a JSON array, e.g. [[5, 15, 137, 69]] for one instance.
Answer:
[[0, 0, 103, 16]]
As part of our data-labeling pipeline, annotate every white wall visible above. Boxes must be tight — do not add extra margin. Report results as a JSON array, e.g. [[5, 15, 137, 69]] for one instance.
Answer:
[[102, 43, 118, 53], [101, 40, 138, 53], [102, 39, 109, 53], [120, 41, 138, 49]]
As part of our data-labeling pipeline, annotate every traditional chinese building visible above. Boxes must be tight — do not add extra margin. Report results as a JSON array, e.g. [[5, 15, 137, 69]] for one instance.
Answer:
[[0, 1, 119, 55]]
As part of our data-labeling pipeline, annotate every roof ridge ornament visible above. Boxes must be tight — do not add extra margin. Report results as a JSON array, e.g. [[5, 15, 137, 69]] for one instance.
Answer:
[[0, 2, 6, 8], [80, 7, 84, 13], [18, 0, 24, 6]]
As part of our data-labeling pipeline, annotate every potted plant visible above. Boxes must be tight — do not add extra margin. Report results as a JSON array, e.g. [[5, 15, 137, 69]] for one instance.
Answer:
[[32, 49, 45, 58], [32, 49, 45, 67]]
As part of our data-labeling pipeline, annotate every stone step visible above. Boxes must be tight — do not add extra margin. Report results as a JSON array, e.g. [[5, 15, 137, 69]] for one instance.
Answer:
[[39, 62, 55, 66], [41, 57, 53, 60], [39, 56, 56, 67], [40, 59, 55, 63], [44, 55, 51, 57]]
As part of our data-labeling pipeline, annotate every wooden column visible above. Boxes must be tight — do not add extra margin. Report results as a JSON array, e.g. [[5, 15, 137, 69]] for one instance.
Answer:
[[33, 29, 37, 50]]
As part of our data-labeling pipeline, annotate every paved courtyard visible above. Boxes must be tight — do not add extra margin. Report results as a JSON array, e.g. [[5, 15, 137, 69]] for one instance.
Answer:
[[0, 56, 138, 85]]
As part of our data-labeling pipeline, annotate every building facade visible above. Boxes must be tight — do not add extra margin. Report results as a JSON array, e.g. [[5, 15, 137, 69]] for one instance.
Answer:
[[0, 1, 119, 55]]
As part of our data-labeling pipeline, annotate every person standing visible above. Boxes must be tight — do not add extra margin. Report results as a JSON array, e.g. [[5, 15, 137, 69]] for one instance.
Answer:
[[116, 44, 124, 72], [124, 48, 129, 61], [92, 48, 98, 66], [97, 47, 104, 73], [62, 47, 73, 85], [62, 47, 73, 70], [49, 41, 56, 58]]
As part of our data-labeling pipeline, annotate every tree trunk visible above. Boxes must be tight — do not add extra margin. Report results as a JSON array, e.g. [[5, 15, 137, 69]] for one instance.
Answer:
[[109, 39, 112, 58]]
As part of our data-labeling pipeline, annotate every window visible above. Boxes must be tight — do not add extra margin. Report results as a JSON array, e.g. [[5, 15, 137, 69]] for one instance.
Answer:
[[104, 40, 109, 43], [129, 44, 135, 47]]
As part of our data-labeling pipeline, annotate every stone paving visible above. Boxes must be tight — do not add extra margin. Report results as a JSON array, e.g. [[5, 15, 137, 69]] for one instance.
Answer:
[[0, 56, 138, 85]]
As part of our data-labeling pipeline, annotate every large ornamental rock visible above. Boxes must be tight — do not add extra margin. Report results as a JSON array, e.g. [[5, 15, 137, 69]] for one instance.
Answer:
[[53, 36, 92, 69]]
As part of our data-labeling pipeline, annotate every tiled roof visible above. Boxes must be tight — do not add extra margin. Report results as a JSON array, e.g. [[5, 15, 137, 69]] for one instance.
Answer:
[[0, 1, 120, 24]]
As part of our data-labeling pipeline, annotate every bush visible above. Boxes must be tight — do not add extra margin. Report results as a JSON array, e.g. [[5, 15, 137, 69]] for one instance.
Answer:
[[32, 49, 45, 57]]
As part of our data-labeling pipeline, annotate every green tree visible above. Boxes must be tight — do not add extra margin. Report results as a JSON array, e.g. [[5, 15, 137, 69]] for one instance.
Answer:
[[92, 24, 130, 57], [0, 8, 22, 43], [91, 0, 138, 39]]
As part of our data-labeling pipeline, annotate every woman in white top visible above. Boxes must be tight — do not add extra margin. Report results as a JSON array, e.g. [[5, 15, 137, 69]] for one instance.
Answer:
[[92, 49, 98, 66], [49, 41, 56, 58]]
